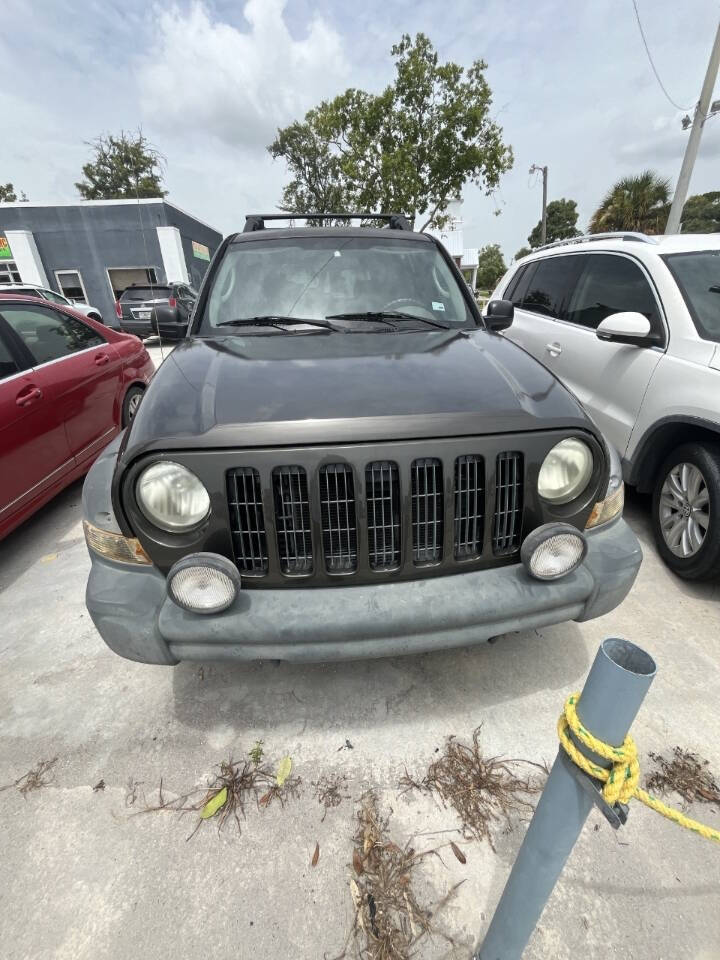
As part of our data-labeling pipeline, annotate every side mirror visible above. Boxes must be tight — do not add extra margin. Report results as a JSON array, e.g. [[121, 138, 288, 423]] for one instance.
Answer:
[[596, 311, 653, 346], [484, 299, 514, 332]]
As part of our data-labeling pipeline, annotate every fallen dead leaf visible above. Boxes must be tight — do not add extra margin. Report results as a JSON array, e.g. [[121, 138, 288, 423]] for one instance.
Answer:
[[450, 841, 466, 864], [311, 842, 320, 867]]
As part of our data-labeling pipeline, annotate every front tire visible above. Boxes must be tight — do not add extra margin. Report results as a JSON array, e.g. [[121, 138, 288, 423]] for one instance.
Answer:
[[652, 441, 720, 580], [122, 385, 145, 428]]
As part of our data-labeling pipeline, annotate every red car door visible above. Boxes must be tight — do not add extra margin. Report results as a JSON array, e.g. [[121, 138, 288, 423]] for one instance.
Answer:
[[0, 313, 74, 534], [1, 302, 124, 466]]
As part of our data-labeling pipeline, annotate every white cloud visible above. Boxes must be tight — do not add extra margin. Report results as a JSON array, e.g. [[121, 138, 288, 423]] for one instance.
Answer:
[[139, 0, 349, 150]]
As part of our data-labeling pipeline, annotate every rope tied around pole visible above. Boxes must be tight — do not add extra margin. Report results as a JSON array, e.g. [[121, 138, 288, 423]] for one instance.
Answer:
[[557, 693, 720, 844]]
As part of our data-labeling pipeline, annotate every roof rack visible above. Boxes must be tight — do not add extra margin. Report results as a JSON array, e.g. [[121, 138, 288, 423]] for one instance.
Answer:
[[243, 213, 413, 233], [535, 231, 658, 252]]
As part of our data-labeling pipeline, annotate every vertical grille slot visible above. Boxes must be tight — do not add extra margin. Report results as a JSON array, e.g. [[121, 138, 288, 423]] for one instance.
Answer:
[[454, 455, 484, 560], [272, 466, 313, 575], [412, 457, 443, 564], [320, 464, 357, 573], [492, 452, 523, 555], [227, 467, 268, 576], [366, 461, 401, 570]]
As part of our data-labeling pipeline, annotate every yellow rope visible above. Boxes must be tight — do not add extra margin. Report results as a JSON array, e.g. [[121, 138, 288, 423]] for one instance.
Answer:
[[557, 693, 720, 844]]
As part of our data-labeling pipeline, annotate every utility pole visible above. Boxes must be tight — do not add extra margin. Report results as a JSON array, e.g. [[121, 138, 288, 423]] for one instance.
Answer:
[[665, 20, 720, 234], [529, 164, 548, 244]]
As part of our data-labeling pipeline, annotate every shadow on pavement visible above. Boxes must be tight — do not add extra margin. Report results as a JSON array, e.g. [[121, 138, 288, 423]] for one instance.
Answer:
[[171, 621, 590, 733]]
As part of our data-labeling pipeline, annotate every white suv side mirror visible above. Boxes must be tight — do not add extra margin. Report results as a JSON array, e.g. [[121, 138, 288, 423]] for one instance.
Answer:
[[596, 311, 652, 345]]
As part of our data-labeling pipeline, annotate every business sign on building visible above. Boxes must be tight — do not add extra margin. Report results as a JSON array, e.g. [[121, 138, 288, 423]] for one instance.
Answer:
[[192, 240, 210, 261], [0, 237, 13, 260]]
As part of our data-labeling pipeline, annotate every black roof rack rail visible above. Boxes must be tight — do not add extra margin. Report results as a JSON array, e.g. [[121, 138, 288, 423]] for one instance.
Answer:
[[243, 213, 413, 233]]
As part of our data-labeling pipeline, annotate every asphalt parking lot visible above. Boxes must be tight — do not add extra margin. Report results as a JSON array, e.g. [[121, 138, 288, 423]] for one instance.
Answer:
[[1, 344, 719, 960]]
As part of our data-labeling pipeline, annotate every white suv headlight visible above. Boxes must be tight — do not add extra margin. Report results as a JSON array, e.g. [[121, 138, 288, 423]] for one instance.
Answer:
[[538, 438, 593, 504], [136, 461, 210, 531]]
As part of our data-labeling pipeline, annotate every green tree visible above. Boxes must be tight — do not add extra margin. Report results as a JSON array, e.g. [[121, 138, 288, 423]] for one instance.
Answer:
[[528, 198, 580, 248], [515, 246, 532, 261], [76, 130, 167, 200], [0, 183, 27, 201], [589, 170, 670, 234], [476, 243, 507, 290], [680, 191, 720, 233], [269, 33, 513, 230]]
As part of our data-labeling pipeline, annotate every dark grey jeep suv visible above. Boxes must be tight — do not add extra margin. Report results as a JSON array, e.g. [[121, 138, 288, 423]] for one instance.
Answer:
[[83, 214, 641, 664]]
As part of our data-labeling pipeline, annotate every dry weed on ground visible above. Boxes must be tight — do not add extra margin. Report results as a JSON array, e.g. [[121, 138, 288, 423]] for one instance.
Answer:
[[646, 747, 720, 807], [313, 773, 352, 821], [0, 757, 58, 796], [333, 791, 461, 960], [400, 727, 545, 849], [135, 748, 301, 840]]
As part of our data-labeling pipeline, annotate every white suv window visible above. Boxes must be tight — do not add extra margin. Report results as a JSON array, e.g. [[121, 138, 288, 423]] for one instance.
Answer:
[[511, 255, 585, 319], [663, 251, 720, 344], [566, 254, 663, 340]]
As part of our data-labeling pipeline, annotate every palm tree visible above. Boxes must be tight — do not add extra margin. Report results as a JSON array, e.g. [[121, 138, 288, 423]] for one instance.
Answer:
[[589, 170, 671, 235]]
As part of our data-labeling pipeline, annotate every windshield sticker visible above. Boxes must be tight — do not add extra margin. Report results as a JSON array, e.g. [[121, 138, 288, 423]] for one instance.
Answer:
[[432, 301, 446, 312], [334, 250, 342, 257]]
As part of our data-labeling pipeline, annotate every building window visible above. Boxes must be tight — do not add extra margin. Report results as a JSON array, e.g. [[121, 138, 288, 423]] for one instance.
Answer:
[[55, 270, 88, 303], [107, 267, 159, 300], [0, 260, 22, 284]]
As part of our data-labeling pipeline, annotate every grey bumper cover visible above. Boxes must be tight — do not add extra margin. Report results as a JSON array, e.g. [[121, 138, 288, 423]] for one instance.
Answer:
[[85, 518, 642, 665]]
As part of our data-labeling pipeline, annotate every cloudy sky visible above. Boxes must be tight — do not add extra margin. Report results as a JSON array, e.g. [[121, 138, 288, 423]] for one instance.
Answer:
[[3, 0, 719, 258]]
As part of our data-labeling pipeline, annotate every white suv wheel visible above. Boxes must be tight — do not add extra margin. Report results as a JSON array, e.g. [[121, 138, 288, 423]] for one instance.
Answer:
[[659, 463, 710, 558]]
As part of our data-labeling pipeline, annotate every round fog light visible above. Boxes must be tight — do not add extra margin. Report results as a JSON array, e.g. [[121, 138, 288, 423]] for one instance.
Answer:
[[521, 524, 588, 581], [167, 553, 240, 614]]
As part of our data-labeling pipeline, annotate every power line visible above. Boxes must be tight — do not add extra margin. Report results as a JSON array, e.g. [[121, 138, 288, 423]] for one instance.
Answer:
[[631, 0, 694, 112]]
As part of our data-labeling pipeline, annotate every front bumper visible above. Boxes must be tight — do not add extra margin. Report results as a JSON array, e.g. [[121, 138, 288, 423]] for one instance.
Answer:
[[85, 517, 642, 665]]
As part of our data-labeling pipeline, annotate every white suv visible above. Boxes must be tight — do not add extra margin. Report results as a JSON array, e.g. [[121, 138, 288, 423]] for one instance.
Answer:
[[492, 232, 720, 580]]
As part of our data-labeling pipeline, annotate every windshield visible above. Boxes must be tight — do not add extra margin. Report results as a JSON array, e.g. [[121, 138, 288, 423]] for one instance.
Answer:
[[663, 251, 720, 343], [199, 236, 474, 332], [121, 286, 171, 301]]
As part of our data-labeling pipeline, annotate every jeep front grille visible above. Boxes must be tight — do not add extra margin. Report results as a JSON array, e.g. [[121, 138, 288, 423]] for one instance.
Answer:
[[272, 466, 313, 575], [366, 461, 401, 571], [492, 452, 523, 555], [320, 464, 357, 573], [454, 455, 484, 560], [226, 445, 527, 584], [412, 458, 443, 564], [227, 467, 268, 575]]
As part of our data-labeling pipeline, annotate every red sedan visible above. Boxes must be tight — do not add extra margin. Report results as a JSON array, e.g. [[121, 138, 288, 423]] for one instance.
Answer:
[[0, 293, 154, 540]]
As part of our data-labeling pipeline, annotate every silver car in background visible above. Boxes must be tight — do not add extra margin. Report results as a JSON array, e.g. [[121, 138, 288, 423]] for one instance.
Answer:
[[1, 282, 105, 324]]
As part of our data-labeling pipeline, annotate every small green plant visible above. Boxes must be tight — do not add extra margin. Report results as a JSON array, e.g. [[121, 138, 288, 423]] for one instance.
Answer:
[[249, 740, 264, 766]]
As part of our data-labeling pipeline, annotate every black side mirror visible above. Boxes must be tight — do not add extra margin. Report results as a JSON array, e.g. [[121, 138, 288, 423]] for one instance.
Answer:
[[484, 299, 514, 332]]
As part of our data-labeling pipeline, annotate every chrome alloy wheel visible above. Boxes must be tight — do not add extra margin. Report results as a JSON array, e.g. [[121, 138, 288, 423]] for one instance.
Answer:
[[659, 462, 710, 558], [127, 392, 142, 420]]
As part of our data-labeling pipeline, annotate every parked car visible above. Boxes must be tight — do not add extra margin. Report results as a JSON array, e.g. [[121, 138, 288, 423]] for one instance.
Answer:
[[116, 282, 197, 341], [1, 282, 105, 324], [493, 232, 720, 580], [82, 213, 641, 666], [0, 293, 154, 541]]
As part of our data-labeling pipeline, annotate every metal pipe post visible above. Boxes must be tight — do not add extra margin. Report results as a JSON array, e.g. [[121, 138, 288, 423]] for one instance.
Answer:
[[665, 20, 720, 234], [474, 637, 657, 960]]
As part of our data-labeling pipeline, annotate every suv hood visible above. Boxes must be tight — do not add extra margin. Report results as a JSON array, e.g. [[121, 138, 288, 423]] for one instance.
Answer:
[[123, 330, 595, 457]]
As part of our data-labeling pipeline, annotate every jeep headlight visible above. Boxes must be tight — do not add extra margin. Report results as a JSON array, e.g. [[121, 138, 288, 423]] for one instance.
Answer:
[[538, 438, 593, 504], [136, 461, 210, 531]]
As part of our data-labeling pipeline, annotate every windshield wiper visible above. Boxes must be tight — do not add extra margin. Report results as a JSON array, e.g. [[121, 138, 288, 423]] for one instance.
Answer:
[[325, 310, 451, 330], [217, 315, 337, 331]]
